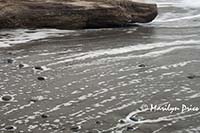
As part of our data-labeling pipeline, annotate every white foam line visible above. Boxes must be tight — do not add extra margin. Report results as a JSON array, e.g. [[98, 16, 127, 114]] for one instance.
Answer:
[[139, 45, 200, 58], [156, 2, 175, 7], [156, 0, 200, 8], [156, 14, 200, 23], [177, 0, 200, 8], [4, 102, 35, 115], [47, 40, 199, 66], [104, 109, 200, 133], [0, 29, 74, 48], [64, 45, 200, 68]]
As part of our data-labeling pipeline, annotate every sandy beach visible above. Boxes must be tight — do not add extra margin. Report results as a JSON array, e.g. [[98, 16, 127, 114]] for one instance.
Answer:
[[1, 0, 200, 133]]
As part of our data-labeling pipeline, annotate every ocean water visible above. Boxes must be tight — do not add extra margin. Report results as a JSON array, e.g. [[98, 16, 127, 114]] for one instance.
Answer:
[[0, 0, 200, 133]]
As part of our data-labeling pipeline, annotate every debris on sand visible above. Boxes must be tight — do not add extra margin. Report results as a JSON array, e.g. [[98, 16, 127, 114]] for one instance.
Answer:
[[70, 125, 81, 132], [37, 76, 47, 81], [0, 95, 14, 102]]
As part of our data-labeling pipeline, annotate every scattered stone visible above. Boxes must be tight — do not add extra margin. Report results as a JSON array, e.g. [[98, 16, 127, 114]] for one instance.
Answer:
[[70, 125, 81, 132], [118, 119, 126, 124], [37, 76, 46, 81], [187, 75, 196, 79], [6, 58, 14, 64], [130, 115, 144, 122], [30, 99, 37, 103], [127, 126, 134, 131], [7, 52, 14, 55], [34, 66, 44, 70], [18, 64, 25, 69], [1, 95, 13, 101], [187, 75, 200, 79], [4, 125, 17, 131], [95, 120, 103, 125], [41, 114, 49, 118], [130, 116, 139, 122], [138, 64, 146, 68]]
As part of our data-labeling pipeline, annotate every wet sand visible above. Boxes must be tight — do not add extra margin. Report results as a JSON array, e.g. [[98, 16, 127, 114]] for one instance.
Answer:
[[1, 0, 200, 132], [1, 25, 200, 133]]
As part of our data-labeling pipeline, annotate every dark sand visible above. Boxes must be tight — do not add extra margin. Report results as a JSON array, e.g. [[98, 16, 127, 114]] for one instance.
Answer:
[[1, 25, 200, 133], [1, 0, 200, 132]]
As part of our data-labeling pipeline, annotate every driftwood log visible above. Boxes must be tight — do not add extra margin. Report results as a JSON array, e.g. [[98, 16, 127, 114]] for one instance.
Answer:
[[0, 0, 158, 29]]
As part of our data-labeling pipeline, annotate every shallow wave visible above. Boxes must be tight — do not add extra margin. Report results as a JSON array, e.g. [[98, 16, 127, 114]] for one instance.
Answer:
[[0, 29, 74, 48], [177, 0, 200, 8], [155, 14, 200, 23], [47, 39, 200, 66], [156, 0, 200, 8], [153, 0, 200, 28]]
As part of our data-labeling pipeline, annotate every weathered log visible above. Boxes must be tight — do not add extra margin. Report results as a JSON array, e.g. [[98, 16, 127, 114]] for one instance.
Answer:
[[0, 0, 158, 29]]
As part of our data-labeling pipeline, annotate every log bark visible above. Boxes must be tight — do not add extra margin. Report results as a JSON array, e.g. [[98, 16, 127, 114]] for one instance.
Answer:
[[0, 0, 158, 29]]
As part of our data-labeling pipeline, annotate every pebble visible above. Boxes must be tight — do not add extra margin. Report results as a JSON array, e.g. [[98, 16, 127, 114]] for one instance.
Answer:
[[130, 117, 139, 122], [34, 66, 44, 70], [130, 115, 144, 122], [138, 64, 146, 68], [4, 125, 17, 131], [19, 64, 25, 69], [41, 114, 49, 118], [37, 76, 46, 81], [118, 119, 126, 124], [30, 99, 37, 103], [95, 121, 103, 125], [6, 58, 14, 64], [187, 75, 200, 79], [7, 52, 14, 55], [1, 95, 13, 101], [70, 125, 81, 132], [127, 126, 134, 131]]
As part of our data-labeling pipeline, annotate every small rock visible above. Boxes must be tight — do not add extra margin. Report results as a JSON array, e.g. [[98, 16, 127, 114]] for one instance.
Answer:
[[118, 119, 126, 124], [130, 117, 139, 122], [187, 75, 197, 79], [18, 64, 25, 69], [130, 115, 144, 122], [37, 76, 46, 81], [138, 64, 146, 68], [127, 126, 134, 131], [41, 114, 49, 118], [6, 58, 14, 64], [34, 66, 44, 70], [95, 120, 103, 125], [30, 99, 37, 103], [1, 95, 13, 101], [4, 125, 17, 131], [70, 125, 81, 132], [7, 52, 14, 55]]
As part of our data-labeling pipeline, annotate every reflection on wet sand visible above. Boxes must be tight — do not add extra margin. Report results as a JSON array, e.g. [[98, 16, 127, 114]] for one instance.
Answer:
[[1, 0, 200, 132]]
